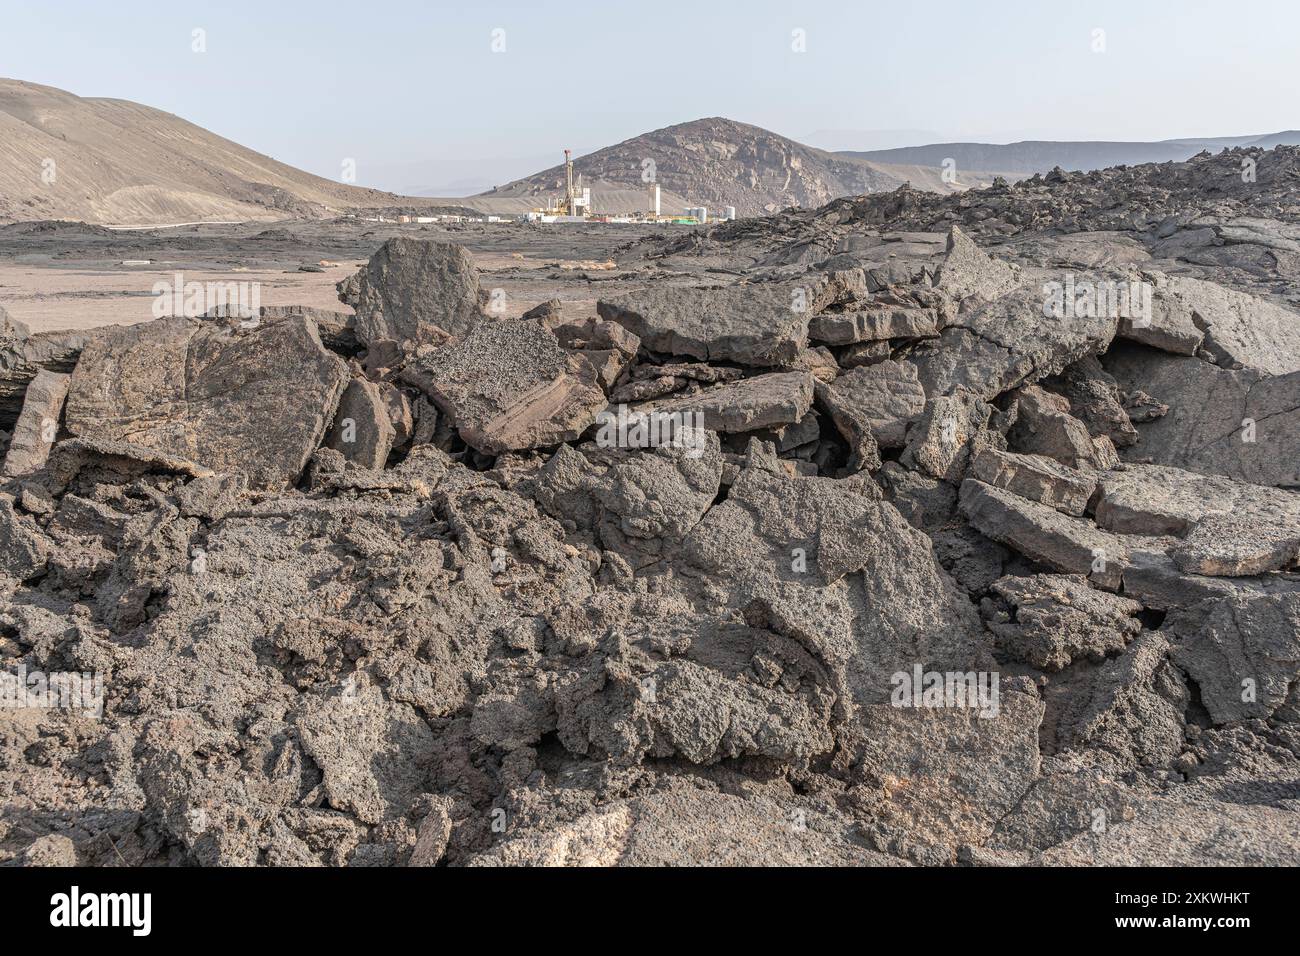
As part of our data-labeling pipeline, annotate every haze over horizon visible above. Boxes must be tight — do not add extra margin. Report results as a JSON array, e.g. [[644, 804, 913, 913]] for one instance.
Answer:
[[3, 0, 1297, 195]]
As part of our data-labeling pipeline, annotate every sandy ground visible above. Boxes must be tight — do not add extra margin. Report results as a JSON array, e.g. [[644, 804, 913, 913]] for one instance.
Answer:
[[0, 217, 642, 335], [0, 263, 361, 333], [0, 262, 605, 334], [0, 218, 671, 340], [2, 257, 616, 340]]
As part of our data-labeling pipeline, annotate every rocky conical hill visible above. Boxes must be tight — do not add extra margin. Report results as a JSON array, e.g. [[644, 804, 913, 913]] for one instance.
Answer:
[[480, 117, 978, 217]]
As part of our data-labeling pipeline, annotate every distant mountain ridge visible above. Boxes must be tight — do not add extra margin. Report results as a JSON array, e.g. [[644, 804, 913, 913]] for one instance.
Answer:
[[838, 132, 1300, 174]]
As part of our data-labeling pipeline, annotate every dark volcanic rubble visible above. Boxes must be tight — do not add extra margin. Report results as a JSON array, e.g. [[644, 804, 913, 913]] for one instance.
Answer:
[[4, 150, 1300, 868]]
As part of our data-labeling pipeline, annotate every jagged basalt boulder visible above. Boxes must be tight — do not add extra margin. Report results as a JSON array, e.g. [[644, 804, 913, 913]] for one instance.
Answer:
[[1167, 593, 1300, 723], [530, 425, 723, 570], [933, 225, 1019, 306], [339, 238, 487, 351], [1050, 632, 1188, 771], [680, 463, 988, 722], [817, 360, 925, 472], [983, 574, 1142, 671], [1046, 355, 1139, 448], [325, 377, 395, 470], [900, 387, 1000, 483], [1008, 384, 1118, 470], [910, 281, 1119, 402]]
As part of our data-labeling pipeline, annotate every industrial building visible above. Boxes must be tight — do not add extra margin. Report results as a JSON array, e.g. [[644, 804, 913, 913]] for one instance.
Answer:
[[521, 150, 735, 225]]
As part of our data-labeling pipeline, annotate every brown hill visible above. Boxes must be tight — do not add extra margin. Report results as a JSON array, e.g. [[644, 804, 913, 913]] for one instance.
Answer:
[[0, 79, 403, 226]]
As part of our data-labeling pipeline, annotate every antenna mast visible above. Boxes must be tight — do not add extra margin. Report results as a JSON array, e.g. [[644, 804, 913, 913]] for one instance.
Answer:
[[564, 149, 575, 216]]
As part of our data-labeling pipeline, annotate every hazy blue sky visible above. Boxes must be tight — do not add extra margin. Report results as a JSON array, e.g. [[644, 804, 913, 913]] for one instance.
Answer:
[[4, 0, 1296, 193]]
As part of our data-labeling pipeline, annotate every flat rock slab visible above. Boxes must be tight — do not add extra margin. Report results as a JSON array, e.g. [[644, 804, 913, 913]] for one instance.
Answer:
[[647, 371, 814, 434], [967, 469, 1296, 602], [293, 686, 436, 825], [611, 360, 743, 404], [630, 361, 744, 385], [598, 282, 813, 366], [2, 368, 69, 477], [1036, 789, 1300, 866], [840, 340, 893, 368], [790, 345, 841, 383], [959, 478, 1169, 590], [64, 316, 348, 491], [1172, 513, 1300, 577], [469, 791, 900, 867], [1121, 277, 1204, 355], [1010, 231, 1154, 272], [1106, 343, 1300, 488], [808, 288, 944, 345], [403, 319, 608, 454], [855, 685, 1044, 846], [969, 448, 1097, 517], [1119, 549, 1300, 613], [339, 238, 486, 349], [1095, 463, 1300, 538]]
